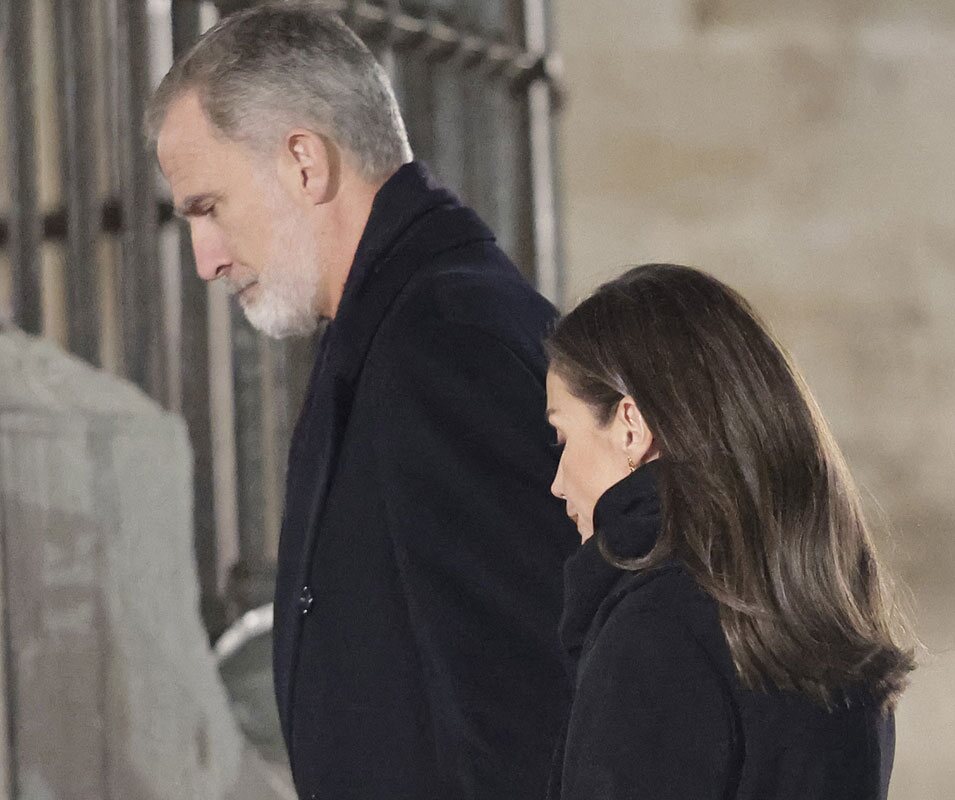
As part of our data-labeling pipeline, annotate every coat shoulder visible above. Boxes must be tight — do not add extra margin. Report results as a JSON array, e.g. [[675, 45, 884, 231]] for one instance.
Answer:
[[380, 241, 557, 349], [373, 242, 557, 376], [593, 566, 897, 800], [592, 564, 722, 651], [589, 578, 719, 673], [563, 566, 740, 800], [581, 563, 740, 700]]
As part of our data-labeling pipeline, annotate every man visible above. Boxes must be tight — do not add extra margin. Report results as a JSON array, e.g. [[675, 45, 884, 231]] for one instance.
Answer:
[[147, 4, 577, 799]]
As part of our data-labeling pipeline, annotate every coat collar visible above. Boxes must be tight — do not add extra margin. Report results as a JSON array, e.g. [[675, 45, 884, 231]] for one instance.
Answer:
[[559, 460, 663, 665], [322, 161, 494, 387], [346, 161, 460, 288]]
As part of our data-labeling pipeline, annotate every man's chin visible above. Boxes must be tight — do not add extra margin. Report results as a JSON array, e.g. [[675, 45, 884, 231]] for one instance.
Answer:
[[242, 299, 318, 340]]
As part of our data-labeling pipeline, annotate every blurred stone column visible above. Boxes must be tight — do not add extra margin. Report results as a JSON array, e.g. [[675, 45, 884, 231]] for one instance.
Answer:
[[0, 328, 244, 799]]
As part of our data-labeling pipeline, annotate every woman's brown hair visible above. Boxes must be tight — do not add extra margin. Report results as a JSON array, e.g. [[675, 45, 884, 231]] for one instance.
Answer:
[[547, 263, 914, 710]]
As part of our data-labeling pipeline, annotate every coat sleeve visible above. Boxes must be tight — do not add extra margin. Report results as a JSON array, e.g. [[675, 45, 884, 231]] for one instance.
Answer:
[[369, 312, 576, 798], [560, 598, 738, 800]]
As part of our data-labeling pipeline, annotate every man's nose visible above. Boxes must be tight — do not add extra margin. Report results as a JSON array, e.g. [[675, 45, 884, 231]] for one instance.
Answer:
[[190, 219, 232, 282]]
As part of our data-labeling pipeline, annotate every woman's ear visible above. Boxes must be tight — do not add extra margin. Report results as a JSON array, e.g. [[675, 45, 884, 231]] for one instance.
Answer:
[[616, 395, 658, 466], [280, 129, 340, 205]]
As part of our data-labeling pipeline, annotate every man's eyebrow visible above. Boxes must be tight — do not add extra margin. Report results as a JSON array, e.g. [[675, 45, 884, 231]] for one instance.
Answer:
[[174, 193, 220, 218]]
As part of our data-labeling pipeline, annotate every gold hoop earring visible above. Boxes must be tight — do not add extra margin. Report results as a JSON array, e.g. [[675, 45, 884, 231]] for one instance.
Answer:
[[627, 456, 636, 473]]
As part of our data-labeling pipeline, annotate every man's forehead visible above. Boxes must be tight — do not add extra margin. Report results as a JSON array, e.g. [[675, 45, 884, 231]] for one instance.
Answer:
[[156, 92, 220, 174]]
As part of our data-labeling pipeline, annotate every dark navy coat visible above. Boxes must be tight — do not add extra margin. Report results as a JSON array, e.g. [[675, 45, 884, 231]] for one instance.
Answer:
[[548, 460, 897, 800], [273, 163, 578, 800]]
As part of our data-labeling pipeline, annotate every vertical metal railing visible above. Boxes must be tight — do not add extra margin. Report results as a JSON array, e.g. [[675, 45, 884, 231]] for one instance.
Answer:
[[523, 0, 561, 303], [53, 1, 102, 365], [0, 0, 563, 640], [168, 0, 229, 635], [1, 2, 44, 335], [114, 0, 167, 400]]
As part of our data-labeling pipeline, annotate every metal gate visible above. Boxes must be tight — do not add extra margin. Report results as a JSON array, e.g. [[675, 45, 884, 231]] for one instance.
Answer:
[[0, 0, 562, 638]]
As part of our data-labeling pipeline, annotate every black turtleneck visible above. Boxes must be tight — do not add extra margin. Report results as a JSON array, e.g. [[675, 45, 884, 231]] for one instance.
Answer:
[[548, 461, 896, 800], [559, 460, 663, 668]]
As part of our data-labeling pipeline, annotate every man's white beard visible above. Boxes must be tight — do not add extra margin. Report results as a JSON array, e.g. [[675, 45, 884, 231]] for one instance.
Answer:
[[241, 201, 321, 340]]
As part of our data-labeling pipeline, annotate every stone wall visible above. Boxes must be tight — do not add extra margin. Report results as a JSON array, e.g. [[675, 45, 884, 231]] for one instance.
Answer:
[[0, 328, 293, 800], [553, 3, 955, 798]]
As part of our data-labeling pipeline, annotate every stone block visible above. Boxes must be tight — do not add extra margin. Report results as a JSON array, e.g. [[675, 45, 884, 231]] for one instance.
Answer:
[[0, 328, 290, 799]]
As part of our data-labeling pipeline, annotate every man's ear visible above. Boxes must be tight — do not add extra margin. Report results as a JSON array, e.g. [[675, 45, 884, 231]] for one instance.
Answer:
[[616, 395, 658, 466], [281, 129, 340, 205]]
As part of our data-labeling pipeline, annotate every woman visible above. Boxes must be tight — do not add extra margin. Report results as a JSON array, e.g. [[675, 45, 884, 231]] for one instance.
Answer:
[[544, 264, 914, 800]]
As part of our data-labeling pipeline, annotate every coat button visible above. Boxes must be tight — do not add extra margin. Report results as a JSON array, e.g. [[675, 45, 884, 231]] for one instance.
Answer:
[[298, 585, 314, 616]]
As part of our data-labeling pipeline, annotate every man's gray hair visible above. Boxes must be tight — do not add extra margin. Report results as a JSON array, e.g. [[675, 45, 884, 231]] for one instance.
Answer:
[[145, 2, 412, 181]]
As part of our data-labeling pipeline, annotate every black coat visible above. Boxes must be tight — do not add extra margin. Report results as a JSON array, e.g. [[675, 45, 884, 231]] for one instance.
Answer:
[[273, 162, 579, 800], [548, 461, 896, 800]]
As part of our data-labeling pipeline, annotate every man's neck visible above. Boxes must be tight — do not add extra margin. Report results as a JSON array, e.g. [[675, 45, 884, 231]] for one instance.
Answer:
[[319, 174, 386, 319]]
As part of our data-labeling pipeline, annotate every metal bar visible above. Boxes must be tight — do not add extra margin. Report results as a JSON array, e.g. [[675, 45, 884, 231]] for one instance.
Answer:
[[1, 1, 43, 335], [230, 308, 268, 603], [259, 337, 290, 563], [390, 46, 434, 164], [506, 0, 536, 281], [229, 312, 266, 557], [202, 1, 277, 616], [479, 0, 528, 275], [229, 308, 274, 614], [169, 0, 228, 638], [172, 0, 203, 58], [370, 0, 401, 123], [113, 0, 165, 399], [428, 0, 467, 200], [460, 1, 505, 243], [521, 0, 562, 303], [489, 73, 525, 273], [182, 232, 227, 636], [207, 280, 240, 608], [194, 0, 243, 630], [0, 454, 16, 800], [341, 0, 560, 91], [53, 0, 101, 363]]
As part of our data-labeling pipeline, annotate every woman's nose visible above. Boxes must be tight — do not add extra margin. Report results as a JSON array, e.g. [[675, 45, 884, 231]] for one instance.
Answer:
[[550, 464, 565, 500]]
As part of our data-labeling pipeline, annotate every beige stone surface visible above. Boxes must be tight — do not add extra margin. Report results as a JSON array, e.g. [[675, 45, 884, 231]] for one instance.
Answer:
[[555, 2, 955, 798], [692, 0, 955, 31]]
